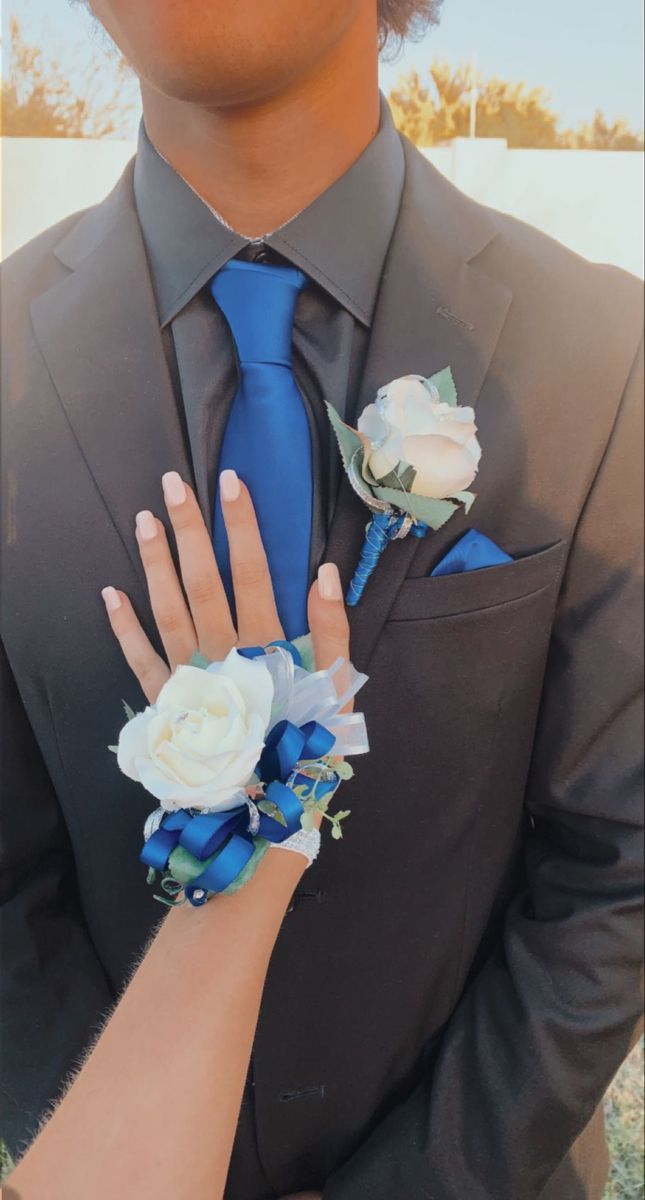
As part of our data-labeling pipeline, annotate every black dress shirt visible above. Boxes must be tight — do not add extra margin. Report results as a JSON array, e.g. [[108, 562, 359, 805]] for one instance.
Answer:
[[132, 92, 405, 580]]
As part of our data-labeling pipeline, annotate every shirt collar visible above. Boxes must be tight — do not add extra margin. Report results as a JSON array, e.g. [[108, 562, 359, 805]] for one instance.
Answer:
[[133, 91, 405, 329]]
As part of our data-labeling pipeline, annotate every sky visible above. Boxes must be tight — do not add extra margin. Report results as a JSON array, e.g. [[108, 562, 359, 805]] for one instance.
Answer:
[[379, 0, 644, 130], [4, 0, 644, 137]]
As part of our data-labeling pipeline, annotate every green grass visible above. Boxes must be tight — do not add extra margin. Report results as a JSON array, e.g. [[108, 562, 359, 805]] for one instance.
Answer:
[[0, 1139, 13, 1180], [1, 1043, 642, 1194], [604, 1040, 644, 1200]]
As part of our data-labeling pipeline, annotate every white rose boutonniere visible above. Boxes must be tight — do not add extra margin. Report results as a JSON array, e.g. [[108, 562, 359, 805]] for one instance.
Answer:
[[327, 368, 482, 604]]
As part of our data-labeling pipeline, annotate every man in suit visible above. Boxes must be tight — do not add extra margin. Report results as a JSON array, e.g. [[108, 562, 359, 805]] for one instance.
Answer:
[[1, 1, 643, 1197]]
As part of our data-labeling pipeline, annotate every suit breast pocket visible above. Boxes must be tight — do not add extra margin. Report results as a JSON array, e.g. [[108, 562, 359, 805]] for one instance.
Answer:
[[367, 535, 570, 839], [388, 538, 569, 622]]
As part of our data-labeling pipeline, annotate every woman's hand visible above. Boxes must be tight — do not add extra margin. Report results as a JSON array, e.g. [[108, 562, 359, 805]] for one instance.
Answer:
[[101, 468, 349, 704]]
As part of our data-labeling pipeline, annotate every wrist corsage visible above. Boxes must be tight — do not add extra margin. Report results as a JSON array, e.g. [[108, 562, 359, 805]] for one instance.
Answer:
[[109, 636, 368, 907]]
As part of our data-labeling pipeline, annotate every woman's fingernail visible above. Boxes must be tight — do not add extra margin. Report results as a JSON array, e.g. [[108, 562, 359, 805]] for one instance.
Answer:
[[136, 510, 157, 540], [162, 471, 186, 507], [318, 562, 343, 602], [220, 469, 241, 502], [102, 586, 122, 613]]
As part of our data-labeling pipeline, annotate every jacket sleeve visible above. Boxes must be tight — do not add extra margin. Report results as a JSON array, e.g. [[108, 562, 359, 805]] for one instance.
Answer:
[[323, 337, 644, 1200], [0, 636, 114, 1163]]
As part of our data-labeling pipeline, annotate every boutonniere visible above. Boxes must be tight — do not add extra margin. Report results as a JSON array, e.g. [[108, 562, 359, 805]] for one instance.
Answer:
[[327, 369, 482, 605]]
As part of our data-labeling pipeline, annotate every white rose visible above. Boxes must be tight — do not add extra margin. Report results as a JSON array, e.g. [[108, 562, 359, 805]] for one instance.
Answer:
[[117, 648, 274, 812], [358, 374, 482, 499]]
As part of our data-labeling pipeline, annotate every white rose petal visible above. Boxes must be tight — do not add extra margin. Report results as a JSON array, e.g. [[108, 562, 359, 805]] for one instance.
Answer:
[[365, 443, 402, 481], [405, 434, 480, 497], [116, 707, 154, 782], [116, 649, 274, 812], [357, 403, 389, 446], [359, 373, 481, 501], [206, 647, 274, 731]]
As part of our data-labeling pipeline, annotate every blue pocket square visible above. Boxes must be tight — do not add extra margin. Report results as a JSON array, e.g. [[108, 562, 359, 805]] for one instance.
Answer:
[[430, 528, 513, 577]]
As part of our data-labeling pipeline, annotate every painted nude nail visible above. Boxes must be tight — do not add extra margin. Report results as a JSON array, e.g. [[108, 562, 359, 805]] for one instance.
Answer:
[[318, 562, 343, 602], [220, 469, 241, 502], [102, 587, 122, 613], [136, 510, 157, 540], [162, 471, 187, 507]]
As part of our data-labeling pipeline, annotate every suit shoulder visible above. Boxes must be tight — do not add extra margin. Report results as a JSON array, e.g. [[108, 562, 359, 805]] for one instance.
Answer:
[[483, 200, 643, 401], [1, 205, 92, 289], [485, 199, 642, 314], [405, 137, 643, 333], [1, 157, 135, 318]]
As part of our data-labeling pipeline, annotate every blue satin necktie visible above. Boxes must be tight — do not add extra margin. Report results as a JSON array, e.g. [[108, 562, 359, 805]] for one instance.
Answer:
[[210, 259, 313, 639]]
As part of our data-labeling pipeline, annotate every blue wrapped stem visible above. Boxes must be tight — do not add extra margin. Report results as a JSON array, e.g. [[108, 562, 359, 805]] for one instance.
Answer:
[[347, 511, 427, 606]]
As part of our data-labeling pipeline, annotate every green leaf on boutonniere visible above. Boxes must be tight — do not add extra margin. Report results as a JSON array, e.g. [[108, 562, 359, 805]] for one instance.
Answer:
[[451, 489, 477, 514], [121, 699, 137, 722], [326, 401, 364, 471], [107, 744, 118, 754], [426, 366, 458, 408], [300, 809, 316, 832], [189, 650, 210, 670], [372, 485, 460, 529], [376, 461, 417, 492]]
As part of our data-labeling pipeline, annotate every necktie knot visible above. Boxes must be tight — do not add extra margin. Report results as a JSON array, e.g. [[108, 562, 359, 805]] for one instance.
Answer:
[[210, 259, 307, 367]]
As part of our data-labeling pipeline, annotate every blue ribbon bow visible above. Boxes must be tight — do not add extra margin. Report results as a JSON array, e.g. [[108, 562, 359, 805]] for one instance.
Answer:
[[140, 717, 337, 905]]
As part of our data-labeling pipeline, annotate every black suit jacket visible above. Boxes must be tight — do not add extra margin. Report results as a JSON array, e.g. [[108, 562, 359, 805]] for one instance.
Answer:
[[1, 133, 643, 1200]]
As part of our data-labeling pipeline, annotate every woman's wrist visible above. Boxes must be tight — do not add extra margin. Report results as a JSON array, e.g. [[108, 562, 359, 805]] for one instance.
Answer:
[[172, 833, 306, 923]]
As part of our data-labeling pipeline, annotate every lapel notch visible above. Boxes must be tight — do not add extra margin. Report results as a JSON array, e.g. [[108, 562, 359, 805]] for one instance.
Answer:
[[30, 164, 196, 604]]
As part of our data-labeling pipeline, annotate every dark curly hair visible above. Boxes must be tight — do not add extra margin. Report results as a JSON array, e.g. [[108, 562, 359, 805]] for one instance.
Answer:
[[377, 0, 444, 54]]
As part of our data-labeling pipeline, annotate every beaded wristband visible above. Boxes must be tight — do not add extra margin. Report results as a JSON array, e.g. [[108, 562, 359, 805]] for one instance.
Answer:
[[269, 827, 321, 866]]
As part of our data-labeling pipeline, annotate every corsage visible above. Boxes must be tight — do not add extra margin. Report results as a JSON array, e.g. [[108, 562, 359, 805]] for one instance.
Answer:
[[109, 635, 368, 907]]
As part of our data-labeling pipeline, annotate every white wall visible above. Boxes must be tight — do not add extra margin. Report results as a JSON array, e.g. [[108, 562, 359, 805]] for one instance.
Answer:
[[1, 138, 136, 260], [1, 136, 643, 278], [423, 138, 644, 278]]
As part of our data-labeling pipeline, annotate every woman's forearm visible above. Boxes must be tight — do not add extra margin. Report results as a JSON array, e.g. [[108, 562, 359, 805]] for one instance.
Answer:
[[9, 847, 306, 1200]]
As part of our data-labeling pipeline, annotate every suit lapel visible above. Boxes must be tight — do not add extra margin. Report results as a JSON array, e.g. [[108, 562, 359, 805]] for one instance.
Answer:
[[324, 139, 514, 670], [170, 295, 239, 532], [30, 164, 195, 606]]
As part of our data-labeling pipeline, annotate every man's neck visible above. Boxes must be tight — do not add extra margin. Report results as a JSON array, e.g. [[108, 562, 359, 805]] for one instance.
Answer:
[[140, 10, 380, 239]]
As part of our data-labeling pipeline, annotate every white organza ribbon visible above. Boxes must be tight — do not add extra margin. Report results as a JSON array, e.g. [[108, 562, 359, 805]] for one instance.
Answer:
[[258, 647, 370, 757]]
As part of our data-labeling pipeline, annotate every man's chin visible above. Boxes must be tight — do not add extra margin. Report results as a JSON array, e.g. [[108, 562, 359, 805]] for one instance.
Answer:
[[138, 54, 301, 111]]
